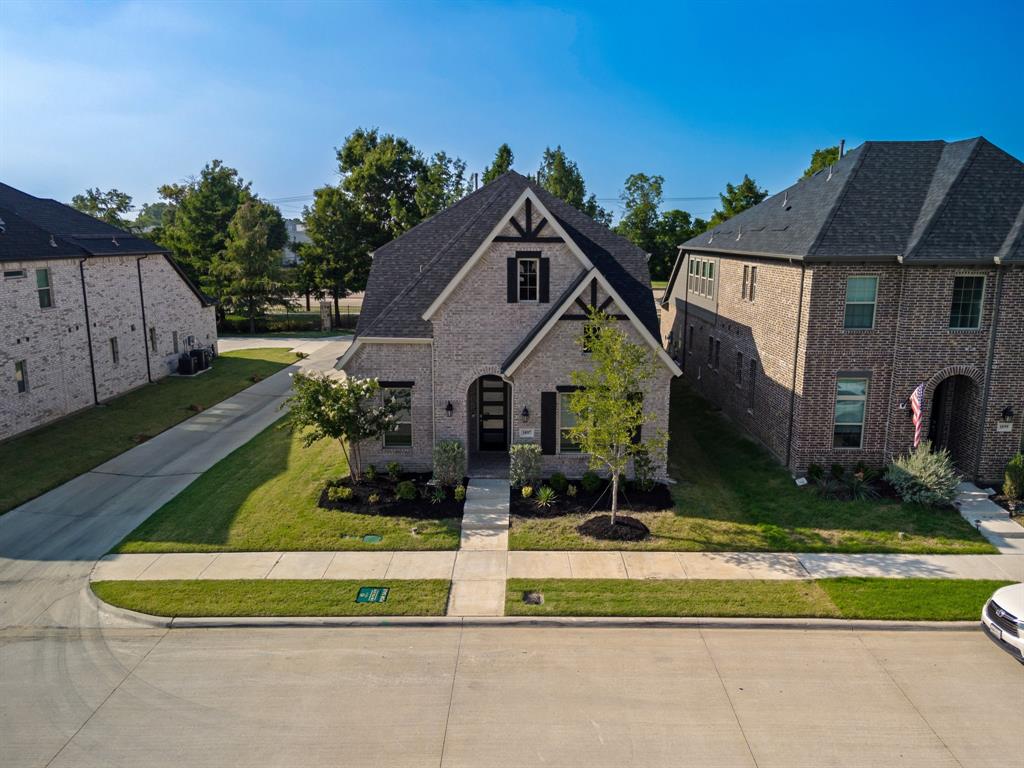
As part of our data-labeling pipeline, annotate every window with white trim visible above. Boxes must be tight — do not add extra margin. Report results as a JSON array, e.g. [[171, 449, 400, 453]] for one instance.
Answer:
[[383, 387, 412, 447], [687, 257, 716, 299], [518, 258, 538, 302], [833, 378, 868, 448], [559, 392, 581, 453], [36, 268, 52, 308], [15, 360, 28, 393], [844, 276, 877, 329]]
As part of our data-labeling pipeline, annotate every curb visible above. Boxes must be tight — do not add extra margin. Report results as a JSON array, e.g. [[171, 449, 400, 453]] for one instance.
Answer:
[[87, 587, 979, 632]]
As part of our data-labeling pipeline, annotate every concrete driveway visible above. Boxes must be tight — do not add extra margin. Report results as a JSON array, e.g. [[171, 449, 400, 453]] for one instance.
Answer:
[[2, 624, 1020, 767], [0, 337, 349, 630]]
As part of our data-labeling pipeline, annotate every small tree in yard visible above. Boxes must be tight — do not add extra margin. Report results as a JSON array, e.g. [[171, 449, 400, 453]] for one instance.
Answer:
[[565, 309, 666, 525], [285, 373, 402, 481]]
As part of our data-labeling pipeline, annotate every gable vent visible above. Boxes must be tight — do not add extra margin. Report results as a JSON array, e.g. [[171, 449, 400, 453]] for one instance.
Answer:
[[49, 235, 57, 247]]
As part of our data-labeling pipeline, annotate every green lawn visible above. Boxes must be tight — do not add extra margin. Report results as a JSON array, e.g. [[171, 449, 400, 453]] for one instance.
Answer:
[[0, 348, 298, 515], [651, 280, 669, 289], [113, 416, 461, 553], [219, 329, 351, 339], [92, 579, 451, 617], [506, 578, 1010, 620], [509, 381, 995, 554]]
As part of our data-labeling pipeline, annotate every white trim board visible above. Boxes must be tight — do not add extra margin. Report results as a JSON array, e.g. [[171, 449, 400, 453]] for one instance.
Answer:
[[502, 268, 682, 377], [334, 336, 432, 370], [421, 188, 593, 321]]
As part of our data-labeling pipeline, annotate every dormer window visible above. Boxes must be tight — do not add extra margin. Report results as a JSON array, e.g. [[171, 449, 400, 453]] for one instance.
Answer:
[[518, 257, 538, 302]]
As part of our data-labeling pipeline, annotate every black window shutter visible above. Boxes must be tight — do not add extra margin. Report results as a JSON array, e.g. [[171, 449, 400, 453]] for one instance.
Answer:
[[630, 392, 643, 445], [540, 391, 557, 455], [507, 259, 517, 303], [539, 257, 550, 303]]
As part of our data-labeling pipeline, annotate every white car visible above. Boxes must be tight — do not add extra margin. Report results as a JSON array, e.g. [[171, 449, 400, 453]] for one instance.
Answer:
[[981, 583, 1024, 662]]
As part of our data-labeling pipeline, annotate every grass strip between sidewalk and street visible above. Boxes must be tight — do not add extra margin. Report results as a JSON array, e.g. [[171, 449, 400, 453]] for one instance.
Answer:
[[0, 348, 299, 515], [92, 579, 452, 617], [506, 578, 1012, 621]]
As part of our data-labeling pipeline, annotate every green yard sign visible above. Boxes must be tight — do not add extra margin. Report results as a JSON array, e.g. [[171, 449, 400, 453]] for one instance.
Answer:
[[356, 586, 389, 604]]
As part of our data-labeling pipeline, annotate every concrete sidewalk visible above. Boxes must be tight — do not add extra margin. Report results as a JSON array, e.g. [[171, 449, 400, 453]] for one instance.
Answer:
[[955, 481, 1024, 554], [93, 550, 1024, 583]]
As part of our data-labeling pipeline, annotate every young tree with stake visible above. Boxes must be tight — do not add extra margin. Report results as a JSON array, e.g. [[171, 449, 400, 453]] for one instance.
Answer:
[[565, 310, 666, 525]]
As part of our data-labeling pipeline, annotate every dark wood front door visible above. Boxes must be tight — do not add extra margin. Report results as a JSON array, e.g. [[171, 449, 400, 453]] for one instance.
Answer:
[[478, 376, 509, 451]]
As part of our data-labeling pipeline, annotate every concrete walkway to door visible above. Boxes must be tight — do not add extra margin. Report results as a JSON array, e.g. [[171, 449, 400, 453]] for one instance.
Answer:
[[446, 478, 510, 617]]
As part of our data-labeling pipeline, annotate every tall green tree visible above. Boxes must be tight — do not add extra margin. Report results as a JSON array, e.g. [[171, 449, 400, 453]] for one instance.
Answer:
[[209, 199, 289, 333], [803, 145, 841, 178], [337, 127, 427, 241], [301, 186, 375, 325], [616, 173, 664, 255], [133, 201, 169, 232], [155, 160, 252, 287], [70, 188, 134, 229], [482, 143, 515, 183], [708, 175, 768, 227], [653, 209, 705, 280], [565, 310, 666, 525], [415, 151, 468, 218], [537, 146, 612, 225]]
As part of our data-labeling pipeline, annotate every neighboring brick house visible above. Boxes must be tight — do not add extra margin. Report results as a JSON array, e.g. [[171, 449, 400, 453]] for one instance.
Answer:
[[0, 182, 217, 441], [660, 138, 1024, 484], [336, 171, 680, 478]]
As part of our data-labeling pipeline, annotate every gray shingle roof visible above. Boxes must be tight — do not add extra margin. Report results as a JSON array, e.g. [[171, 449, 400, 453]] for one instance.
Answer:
[[356, 171, 658, 339], [0, 182, 210, 305], [681, 138, 1024, 265]]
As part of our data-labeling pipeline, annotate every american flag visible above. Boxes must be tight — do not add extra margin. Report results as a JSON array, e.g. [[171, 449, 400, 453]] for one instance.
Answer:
[[909, 383, 925, 448]]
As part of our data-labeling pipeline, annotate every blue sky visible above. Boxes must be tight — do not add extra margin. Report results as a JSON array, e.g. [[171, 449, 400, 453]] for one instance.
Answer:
[[1, 0, 1021, 221]]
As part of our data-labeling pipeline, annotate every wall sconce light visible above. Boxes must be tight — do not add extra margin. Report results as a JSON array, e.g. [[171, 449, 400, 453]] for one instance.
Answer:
[[445, 401, 454, 418], [1002, 405, 1015, 420], [521, 407, 530, 422]]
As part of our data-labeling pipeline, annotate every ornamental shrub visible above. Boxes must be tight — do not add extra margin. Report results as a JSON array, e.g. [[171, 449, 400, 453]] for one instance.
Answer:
[[566, 483, 578, 498], [364, 464, 377, 481], [433, 440, 466, 487], [395, 480, 416, 501], [386, 461, 402, 480], [1005, 453, 1024, 501], [632, 446, 656, 492], [807, 464, 824, 483], [509, 444, 542, 488], [454, 484, 466, 502], [367, 492, 381, 505], [548, 472, 569, 493], [535, 486, 558, 509], [327, 485, 354, 502], [885, 441, 961, 507], [521, 485, 534, 499], [580, 471, 602, 494]]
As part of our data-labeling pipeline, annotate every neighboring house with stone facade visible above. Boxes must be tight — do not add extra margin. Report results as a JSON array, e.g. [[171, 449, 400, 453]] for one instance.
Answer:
[[336, 171, 680, 478], [0, 182, 216, 441], [660, 137, 1024, 485]]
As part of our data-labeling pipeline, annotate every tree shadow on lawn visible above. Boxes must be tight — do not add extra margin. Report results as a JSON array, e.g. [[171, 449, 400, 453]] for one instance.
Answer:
[[665, 380, 990, 550]]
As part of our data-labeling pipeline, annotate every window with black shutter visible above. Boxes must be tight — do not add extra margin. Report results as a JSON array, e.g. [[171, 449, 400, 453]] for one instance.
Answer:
[[540, 391, 557, 455]]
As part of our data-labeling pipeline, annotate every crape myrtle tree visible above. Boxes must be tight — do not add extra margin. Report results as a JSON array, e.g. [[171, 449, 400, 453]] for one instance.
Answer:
[[286, 373, 404, 481], [565, 309, 667, 525]]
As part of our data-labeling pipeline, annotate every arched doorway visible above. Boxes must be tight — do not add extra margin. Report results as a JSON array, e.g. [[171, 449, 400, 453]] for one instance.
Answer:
[[927, 374, 981, 471], [467, 374, 512, 476]]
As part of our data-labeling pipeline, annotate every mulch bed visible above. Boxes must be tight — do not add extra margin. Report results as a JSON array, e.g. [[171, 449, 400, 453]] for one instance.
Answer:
[[318, 472, 467, 520], [577, 514, 650, 541], [991, 494, 1021, 516], [510, 480, 673, 519]]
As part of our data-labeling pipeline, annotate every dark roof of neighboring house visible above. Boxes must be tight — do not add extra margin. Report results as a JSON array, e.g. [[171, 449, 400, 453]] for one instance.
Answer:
[[356, 170, 657, 339], [0, 182, 211, 305], [678, 138, 1024, 266]]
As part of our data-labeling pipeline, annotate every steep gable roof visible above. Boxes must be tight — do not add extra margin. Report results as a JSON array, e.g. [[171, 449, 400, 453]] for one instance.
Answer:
[[355, 171, 658, 339], [680, 138, 1024, 265]]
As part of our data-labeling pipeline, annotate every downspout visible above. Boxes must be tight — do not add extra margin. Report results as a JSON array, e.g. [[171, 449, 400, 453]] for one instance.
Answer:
[[136, 256, 152, 383], [78, 258, 99, 405], [882, 263, 907, 463], [784, 261, 807, 470], [974, 265, 1005, 481]]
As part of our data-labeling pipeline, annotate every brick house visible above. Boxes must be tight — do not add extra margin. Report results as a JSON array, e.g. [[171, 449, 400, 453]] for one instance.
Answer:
[[336, 171, 680, 477], [660, 138, 1024, 484], [0, 182, 217, 441]]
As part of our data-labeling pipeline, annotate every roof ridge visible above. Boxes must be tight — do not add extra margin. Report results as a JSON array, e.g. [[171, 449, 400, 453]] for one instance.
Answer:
[[996, 199, 1024, 263], [358, 174, 518, 337], [903, 138, 983, 261], [807, 142, 871, 257]]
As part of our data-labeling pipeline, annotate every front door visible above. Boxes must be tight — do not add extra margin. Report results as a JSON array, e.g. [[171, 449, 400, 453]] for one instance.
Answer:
[[478, 376, 509, 451]]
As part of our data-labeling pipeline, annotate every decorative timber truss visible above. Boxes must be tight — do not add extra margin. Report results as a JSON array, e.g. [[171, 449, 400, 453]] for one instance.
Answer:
[[494, 198, 565, 244]]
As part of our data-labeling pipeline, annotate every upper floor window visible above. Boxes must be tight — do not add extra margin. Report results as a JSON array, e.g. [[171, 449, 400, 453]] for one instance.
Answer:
[[742, 265, 749, 299], [15, 360, 28, 393], [36, 268, 52, 308], [833, 378, 868, 448], [149, 327, 158, 352], [748, 266, 757, 301], [687, 257, 715, 299], [949, 276, 984, 329], [383, 387, 412, 447], [518, 258, 538, 302], [110, 337, 119, 366], [844, 276, 878, 329]]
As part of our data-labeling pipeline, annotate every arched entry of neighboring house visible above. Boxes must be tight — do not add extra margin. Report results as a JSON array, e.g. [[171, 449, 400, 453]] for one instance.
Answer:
[[925, 367, 983, 472], [466, 374, 512, 476]]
